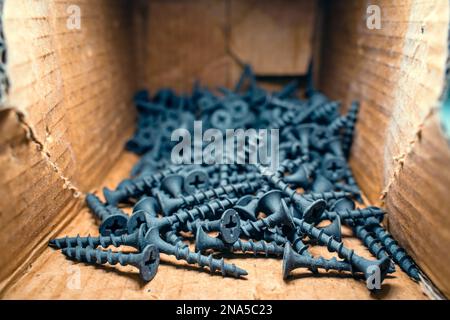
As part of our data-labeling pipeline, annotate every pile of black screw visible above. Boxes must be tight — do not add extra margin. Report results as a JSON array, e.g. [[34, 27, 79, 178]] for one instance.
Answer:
[[49, 65, 420, 290]]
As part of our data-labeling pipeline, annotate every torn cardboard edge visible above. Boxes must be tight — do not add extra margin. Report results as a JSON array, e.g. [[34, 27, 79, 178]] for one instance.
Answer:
[[1, 105, 83, 199], [0, 1, 81, 200], [379, 107, 438, 204]]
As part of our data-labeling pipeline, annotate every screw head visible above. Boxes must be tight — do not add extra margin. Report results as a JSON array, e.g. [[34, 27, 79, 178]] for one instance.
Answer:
[[309, 126, 328, 150], [279, 200, 295, 228], [325, 136, 345, 158], [99, 214, 128, 236], [282, 244, 297, 279], [103, 187, 119, 206], [184, 169, 210, 194], [219, 209, 241, 244], [330, 197, 355, 212], [227, 100, 249, 120], [127, 210, 150, 234], [284, 164, 312, 188], [160, 174, 185, 198], [296, 197, 327, 224], [311, 174, 334, 193], [321, 155, 347, 181], [210, 109, 232, 130], [257, 190, 285, 216], [133, 196, 160, 215], [234, 195, 258, 221], [155, 191, 183, 216], [138, 245, 160, 282], [321, 215, 342, 242]]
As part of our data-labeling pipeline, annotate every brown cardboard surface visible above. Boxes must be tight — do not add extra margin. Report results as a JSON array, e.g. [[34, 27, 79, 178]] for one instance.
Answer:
[[0, 0, 137, 290], [139, 0, 318, 92], [140, 0, 232, 93], [0, 0, 448, 299], [229, 0, 317, 75], [319, 0, 449, 296], [386, 113, 450, 297], [1, 152, 426, 299]]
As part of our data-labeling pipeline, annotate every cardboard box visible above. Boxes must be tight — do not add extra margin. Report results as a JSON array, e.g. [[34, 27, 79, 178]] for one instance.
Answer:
[[0, 0, 448, 299]]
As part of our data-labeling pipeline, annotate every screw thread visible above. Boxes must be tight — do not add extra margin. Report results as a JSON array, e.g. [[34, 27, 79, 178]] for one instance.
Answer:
[[105, 167, 182, 204], [226, 172, 260, 184], [372, 225, 419, 280], [169, 198, 236, 226], [164, 230, 188, 248], [232, 239, 284, 256], [272, 110, 295, 128], [264, 230, 288, 245], [62, 246, 141, 267], [277, 158, 307, 175], [325, 207, 385, 222], [50, 232, 139, 249], [294, 218, 359, 267], [85, 194, 110, 221], [334, 182, 361, 197], [260, 169, 299, 204], [293, 255, 352, 273], [342, 102, 359, 156], [287, 229, 312, 257], [311, 102, 339, 122], [240, 220, 265, 237], [353, 225, 395, 273], [302, 191, 350, 201], [240, 216, 278, 238], [177, 181, 259, 209], [172, 246, 247, 278], [327, 116, 348, 134], [294, 103, 323, 123], [177, 219, 220, 233], [219, 165, 229, 186]]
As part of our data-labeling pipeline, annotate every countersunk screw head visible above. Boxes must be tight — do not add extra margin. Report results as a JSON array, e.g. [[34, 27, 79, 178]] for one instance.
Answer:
[[321, 154, 347, 181], [234, 195, 258, 221], [160, 174, 185, 198], [284, 164, 313, 188], [257, 190, 285, 215], [99, 214, 128, 236], [330, 197, 356, 212], [133, 196, 160, 215], [139, 245, 160, 282], [309, 126, 329, 150], [320, 216, 342, 242], [294, 196, 327, 224], [311, 174, 334, 193], [257, 191, 295, 229], [219, 209, 241, 244], [184, 169, 210, 194], [127, 210, 151, 234]]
